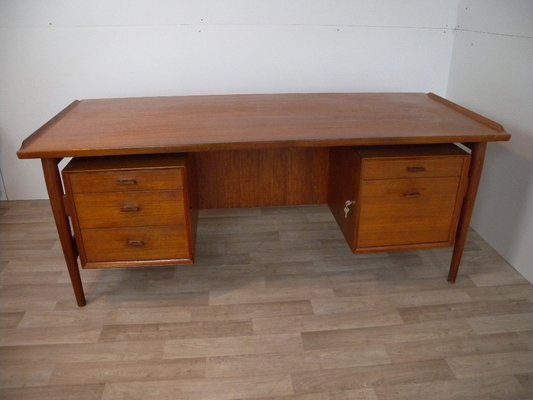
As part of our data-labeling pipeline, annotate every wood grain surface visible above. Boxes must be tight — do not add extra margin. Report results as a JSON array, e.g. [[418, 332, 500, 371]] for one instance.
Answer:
[[195, 148, 329, 208], [17, 93, 510, 159], [1, 200, 532, 399]]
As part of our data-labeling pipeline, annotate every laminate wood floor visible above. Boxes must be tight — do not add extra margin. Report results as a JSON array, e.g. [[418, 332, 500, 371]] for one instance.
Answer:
[[1, 200, 533, 400]]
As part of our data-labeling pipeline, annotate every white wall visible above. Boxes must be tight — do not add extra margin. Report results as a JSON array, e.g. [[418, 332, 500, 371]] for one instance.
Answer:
[[447, 0, 533, 282], [0, 0, 458, 199]]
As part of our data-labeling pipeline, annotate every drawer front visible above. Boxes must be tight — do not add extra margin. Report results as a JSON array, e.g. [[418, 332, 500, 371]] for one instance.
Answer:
[[357, 177, 461, 248], [67, 168, 183, 193], [73, 190, 185, 229], [81, 225, 190, 263], [361, 157, 465, 180]]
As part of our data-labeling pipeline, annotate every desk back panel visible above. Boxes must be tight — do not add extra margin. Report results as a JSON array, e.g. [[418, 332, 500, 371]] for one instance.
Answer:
[[195, 148, 329, 208]]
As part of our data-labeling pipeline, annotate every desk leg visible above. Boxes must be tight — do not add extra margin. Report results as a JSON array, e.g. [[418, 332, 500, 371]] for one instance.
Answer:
[[448, 142, 487, 283], [42, 158, 86, 306]]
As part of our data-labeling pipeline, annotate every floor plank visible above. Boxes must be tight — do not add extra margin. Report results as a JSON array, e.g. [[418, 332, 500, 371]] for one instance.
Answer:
[[49, 357, 206, 384], [164, 333, 303, 359], [101, 374, 294, 400], [467, 312, 533, 334], [0, 340, 164, 364], [385, 332, 530, 363], [0, 384, 105, 400], [291, 359, 453, 393], [301, 319, 475, 350], [373, 375, 529, 400], [0, 325, 102, 347], [0, 363, 54, 389], [398, 299, 533, 323], [253, 309, 403, 334], [0, 312, 24, 328], [17, 307, 192, 328], [206, 347, 390, 378], [190, 300, 313, 321], [447, 350, 533, 379], [99, 320, 253, 342]]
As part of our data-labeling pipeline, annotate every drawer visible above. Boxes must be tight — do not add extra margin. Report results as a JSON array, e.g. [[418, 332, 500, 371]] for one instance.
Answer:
[[66, 168, 183, 193], [81, 225, 190, 263], [361, 157, 465, 180], [357, 177, 461, 248], [73, 190, 185, 229]]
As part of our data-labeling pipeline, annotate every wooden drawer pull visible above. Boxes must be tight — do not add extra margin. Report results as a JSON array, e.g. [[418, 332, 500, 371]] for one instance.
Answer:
[[116, 178, 137, 186], [127, 240, 145, 247], [119, 205, 141, 213], [406, 166, 426, 173], [403, 191, 421, 198]]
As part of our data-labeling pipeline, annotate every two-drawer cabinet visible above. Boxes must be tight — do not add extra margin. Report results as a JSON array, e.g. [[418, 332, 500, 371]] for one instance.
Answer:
[[62, 154, 197, 268], [329, 144, 471, 253]]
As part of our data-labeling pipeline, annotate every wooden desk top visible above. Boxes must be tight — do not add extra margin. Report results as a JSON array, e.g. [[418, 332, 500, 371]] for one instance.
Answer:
[[17, 92, 510, 159]]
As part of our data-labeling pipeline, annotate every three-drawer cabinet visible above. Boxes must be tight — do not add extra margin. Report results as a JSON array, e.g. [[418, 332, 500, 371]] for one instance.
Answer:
[[329, 144, 471, 253], [62, 154, 197, 268]]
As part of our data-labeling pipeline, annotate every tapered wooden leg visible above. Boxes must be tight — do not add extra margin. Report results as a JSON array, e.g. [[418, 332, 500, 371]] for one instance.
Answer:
[[42, 158, 86, 306], [448, 142, 487, 283]]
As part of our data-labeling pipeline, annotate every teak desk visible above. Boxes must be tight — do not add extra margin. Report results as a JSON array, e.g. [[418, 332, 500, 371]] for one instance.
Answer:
[[17, 93, 511, 307]]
